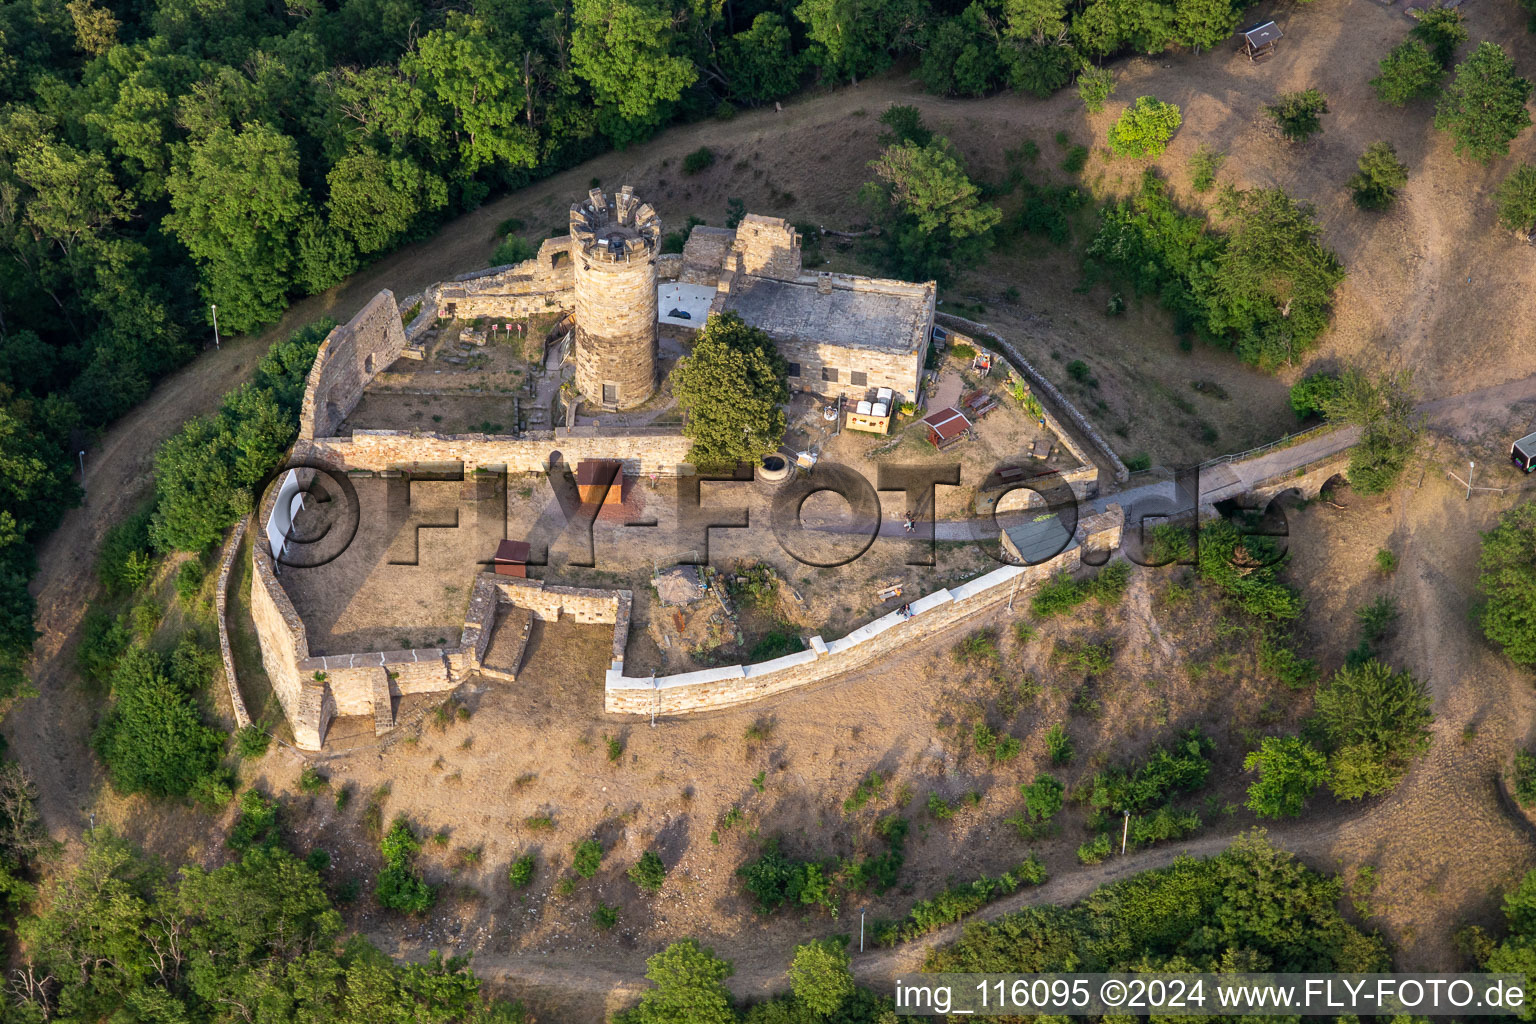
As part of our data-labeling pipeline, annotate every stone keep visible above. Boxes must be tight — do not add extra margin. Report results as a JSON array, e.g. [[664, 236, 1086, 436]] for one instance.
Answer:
[[570, 186, 659, 409]]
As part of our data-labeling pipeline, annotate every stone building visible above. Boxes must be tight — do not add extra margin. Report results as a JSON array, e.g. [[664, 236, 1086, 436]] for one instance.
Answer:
[[570, 186, 660, 410], [674, 213, 936, 405]]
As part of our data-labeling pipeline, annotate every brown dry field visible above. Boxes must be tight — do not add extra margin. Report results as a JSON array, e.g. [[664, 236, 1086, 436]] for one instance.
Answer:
[[8, 0, 1536, 1017]]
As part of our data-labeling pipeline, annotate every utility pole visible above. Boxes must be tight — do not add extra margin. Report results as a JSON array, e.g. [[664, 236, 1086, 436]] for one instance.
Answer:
[[860, 908, 866, 952], [211, 303, 221, 350], [77, 450, 85, 487], [1467, 461, 1475, 501], [1121, 809, 1130, 855]]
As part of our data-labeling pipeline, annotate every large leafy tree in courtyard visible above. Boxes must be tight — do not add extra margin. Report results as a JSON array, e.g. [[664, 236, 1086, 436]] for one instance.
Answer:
[[1434, 41, 1533, 164], [861, 134, 1002, 284], [671, 313, 789, 469]]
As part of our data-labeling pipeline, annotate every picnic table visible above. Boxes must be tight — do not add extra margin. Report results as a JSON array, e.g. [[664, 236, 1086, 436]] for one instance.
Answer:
[[962, 389, 999, 418]]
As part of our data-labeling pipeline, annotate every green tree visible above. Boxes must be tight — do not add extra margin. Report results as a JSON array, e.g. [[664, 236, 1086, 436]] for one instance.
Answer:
[[1315, 659, 1432, 798], [1322, 367, 1422, 494], [1209, 186, 1345, 368], [1107, 96, 1182, 157], [789, 937, 855, 1016], [403, 15, 539, 173], [861, 135, 1002, 283], [629, 850, 666, 892], [1371, 40, 1443, 106], [616, 938, 735, 1024], [1496, 164, 1536, 234], [327, 150, 446, 257], [1267, 88, 1328, 142], [1289, 371, 1339, 419], [918, 4, 1008, 97], [1479, 502, 1536, 668], [722, 14, 802, 102], [1409, 6, 1468, 67], [165, 123, 310, 333], [794, 0, 925, 83], [1173, 0, 1240, 54], [92, 640, 223, 798], [1347, 141, 1408, 210], [1435, 42, 1533, 164], [671, 312, 788, 468], [1244, 736, 1330, 818], [572, 0, 697, 143]]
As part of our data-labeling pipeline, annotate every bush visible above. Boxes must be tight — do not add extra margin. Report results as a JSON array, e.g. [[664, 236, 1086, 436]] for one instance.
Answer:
[[1434, 42, 1534, 165], [1268, 89, 1328, 141], [628, 850, 666, 892], [927, 792, 955, 819], [1410, 6, 1469, 67], [1324, 368, 1423, 494], [572, 838, 603, 879], [1188, 144, 1226, 193], [1289, 372, 1340, 419], [1355, 595, 1399, 643], [227, 788, 280, 852], [1375, 548, 1399, 574], [952, 628, 999, 666], [1045, 723, 1074, 765], [1128, 806, 1202, 844], [1077, 833, 1113, 864], [1081, 729, 1213, 814], [490, 235, 536, 267], [789, 938, 856, 1016], [1077, 66, 1115, 113], [1107, 96, 1182, 158], [235, 725, 270, 759], [1244, 736, 1330, 818], [174, 559, 206, 604], [842, 772, 885, 814], [682, 147, 716, 175], [894, 857, 1045, 941], [508, 853, 535, 888], [737, 839, 838, 915], [376, 817, 436, 914], [97, 504, 156, 595], [1495, 164, 1536, 234], [1348, 142, 1408, 210], [77, 609, 131, 684], [1514, 752, 1536, 807]]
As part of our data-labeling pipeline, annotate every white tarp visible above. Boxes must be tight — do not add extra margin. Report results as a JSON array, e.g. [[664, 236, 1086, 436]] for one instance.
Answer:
[[265, 469, 305, 560], [658, 283, 715, 327]]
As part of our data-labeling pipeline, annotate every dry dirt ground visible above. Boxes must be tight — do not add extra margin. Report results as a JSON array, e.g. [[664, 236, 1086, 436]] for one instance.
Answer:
[[10, 2, 1536, 1016]]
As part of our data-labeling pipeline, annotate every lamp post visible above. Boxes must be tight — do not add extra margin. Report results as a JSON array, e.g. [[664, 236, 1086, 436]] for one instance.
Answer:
[[1467, 461, 1475, 501], [78, 450, 85, 487], [211, 303, 220, 350]]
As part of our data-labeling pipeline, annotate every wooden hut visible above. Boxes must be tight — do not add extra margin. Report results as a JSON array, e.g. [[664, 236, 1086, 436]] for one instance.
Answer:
[[493, 540, 530, 577], [575, 459, 624, 505], [1239, 21, 1282, 61], [922, 407, 972, 449]]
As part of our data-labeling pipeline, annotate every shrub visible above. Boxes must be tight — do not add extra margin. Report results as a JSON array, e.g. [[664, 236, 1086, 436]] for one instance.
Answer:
[[1077, 66, 1115, 113], [927, 793, 955, 819], [1495, 164, 1536, 234], [174, 559, 205, 604], [629, 850, 666, 892], [1348, 142, 1408, 210], [1268, 89, 1328, 141], [1061, 144, 1089, 175], [682, 147, 716, 175], [843, 772, 885, 814], [895, 857, 1045, 941], [234, 725, 270, 759], [974, 723, 1021, 763], [508, 853, 535, 888], [490, 235, 536, 267], [1125, 452, 1151, 472], [952, 628, 999, 666], [97, 503, 156, 595], [790, 937, 856, 1016], [605, 734, 623, 763], [1323, 368, 1423, 495], [1129, 806, 1202, 844], [1355, 595, 1399, 643], [1045, 723, 1074, 765], [1244, 736, 1330, 818], [592, 902, 618, 929], [1107, 96, 1182, 158], [1081, 729, 1213, 814], [1514, 752, 1536, 807], [376, 817, 436, 913], [77, 610, 131, 684], [1375, 548, 1399, 574], [1077, 833, 1113, 864], [298, 764, 327, 794], [1188, 144, 1226, 193], [737, 839, 839, 915], [227, 789, 280, 852], [1289, 372, 1340, 419], [1410, 6, 1468, 67], [571, 838, 603, 879], [1480, 502, 1536, 667], [878, 105, 932, 147]]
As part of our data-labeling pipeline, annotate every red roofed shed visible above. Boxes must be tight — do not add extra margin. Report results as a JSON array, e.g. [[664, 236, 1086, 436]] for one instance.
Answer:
[[922, 407, 972, 449]]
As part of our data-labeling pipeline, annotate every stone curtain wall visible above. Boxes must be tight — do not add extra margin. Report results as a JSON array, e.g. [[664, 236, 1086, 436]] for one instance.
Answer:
[[606, 507, 1125, 715], [935, 312, 1129, 484], [214, 517, 253, 730], [492, 576, 631, 666], [301, 428, 695, 478], [298, 290, 409, 441], [249, 535, 326, 747], [433, 238, 576, 320]]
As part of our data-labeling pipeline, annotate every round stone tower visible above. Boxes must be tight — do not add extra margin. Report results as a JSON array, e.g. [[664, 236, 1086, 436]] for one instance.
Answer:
[[570, 185, 660, 410]]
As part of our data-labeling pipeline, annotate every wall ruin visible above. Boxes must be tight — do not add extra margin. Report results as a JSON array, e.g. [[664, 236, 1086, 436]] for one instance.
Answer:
[[299, 428, 694, 478], [298, 290, 409, 441]]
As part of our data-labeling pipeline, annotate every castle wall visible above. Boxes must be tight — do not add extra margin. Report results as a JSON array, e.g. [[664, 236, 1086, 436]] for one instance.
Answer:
[[300, 428, 694, 478], [606, 507, 1124, 715], [433, 238, 575, 320], [732, 215, 802, 280], [298, 291, 408, 441], [780, 337, 925, 405]]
